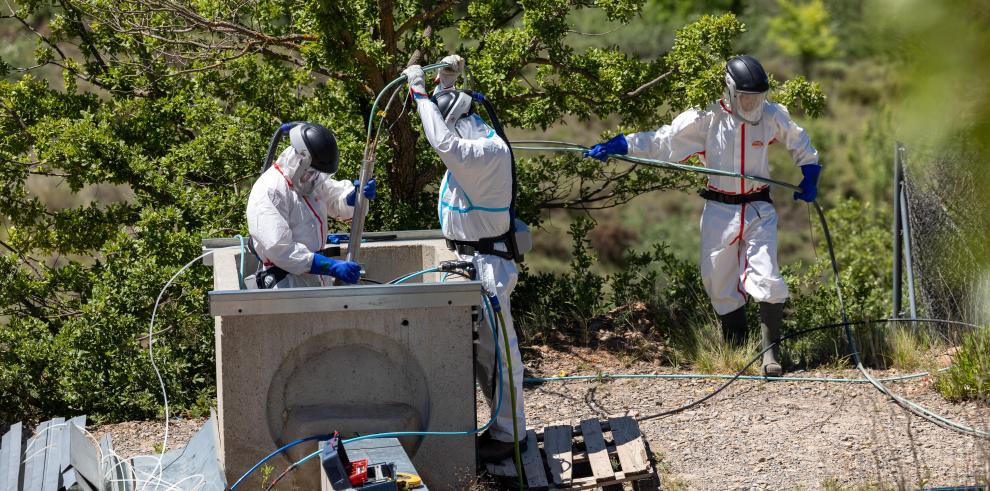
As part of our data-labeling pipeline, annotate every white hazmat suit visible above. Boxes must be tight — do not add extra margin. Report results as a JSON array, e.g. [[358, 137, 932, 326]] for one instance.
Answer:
[[625, 99, 819, 315], [414, 88, 527, 444], [246, 146, 356, 288]]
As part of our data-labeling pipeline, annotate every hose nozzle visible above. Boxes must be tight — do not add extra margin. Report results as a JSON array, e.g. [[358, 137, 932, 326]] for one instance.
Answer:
[[438, 260, 476, 278]]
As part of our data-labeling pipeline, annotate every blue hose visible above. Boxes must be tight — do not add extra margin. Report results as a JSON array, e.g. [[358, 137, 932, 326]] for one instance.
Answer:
[[388, 267, 440, 285]]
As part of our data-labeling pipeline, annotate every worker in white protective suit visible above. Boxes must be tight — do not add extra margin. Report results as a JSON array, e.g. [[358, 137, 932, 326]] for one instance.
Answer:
[[246, 122, 376, 289], [403, 55, 528, 464], [585, 55, 821, 376]]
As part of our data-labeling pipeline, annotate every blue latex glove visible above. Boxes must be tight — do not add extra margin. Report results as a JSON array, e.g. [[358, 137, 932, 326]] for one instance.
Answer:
[[793, 164, 821, 202], [309, 253, 361, 284], [583, 134, 628, 162], [346, 178, 377, 206], [326, 233, 349, 244]]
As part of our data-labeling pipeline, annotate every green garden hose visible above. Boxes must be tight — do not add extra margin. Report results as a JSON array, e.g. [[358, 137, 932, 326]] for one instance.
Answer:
[[497, 309, 525, 490]]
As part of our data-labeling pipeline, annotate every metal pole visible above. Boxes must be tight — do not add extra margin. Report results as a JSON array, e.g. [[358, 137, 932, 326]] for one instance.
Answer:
[[346, 153, 375, 263], [899, 182, 919, 319], [892, 142, 904, 317]]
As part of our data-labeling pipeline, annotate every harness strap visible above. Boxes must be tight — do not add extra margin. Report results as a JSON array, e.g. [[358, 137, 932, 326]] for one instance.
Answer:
[[445, 234, 515, 261], [699, 187, 773, 205]]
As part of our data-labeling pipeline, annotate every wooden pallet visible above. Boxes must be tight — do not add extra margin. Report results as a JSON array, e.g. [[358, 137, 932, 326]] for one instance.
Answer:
[[486, 416, 659, 490]]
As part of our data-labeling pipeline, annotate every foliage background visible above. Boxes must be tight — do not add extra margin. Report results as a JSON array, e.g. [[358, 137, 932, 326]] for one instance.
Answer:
[[0, 0, 986, 425]]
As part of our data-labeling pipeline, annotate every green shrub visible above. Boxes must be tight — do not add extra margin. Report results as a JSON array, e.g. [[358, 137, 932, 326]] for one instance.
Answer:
[[784, 199, 893, 367], [677, 321, 760, 375], [516, 198, 902, 374], [885, 325, 935, 371], [936, 327, 990, 402], [513, 217, 607, 345], [515, 214, 710, 351]]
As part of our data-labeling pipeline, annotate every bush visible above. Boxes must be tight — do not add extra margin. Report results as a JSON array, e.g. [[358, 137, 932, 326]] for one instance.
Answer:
[[784, 199, 893, 367], [516, 199, 905, 373], [514, 215, 709, 348], [513, 217, 607, 345], [0, 225, 216, 425]]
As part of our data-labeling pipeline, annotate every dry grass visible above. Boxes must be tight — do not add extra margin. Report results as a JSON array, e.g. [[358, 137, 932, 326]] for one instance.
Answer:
[[884, 325, 940, 372], [676, 321, 761, 375]]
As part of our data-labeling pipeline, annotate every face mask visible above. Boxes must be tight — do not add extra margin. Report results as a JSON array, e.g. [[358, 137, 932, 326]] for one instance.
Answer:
[[727, 88, 767, 124], [278, 147, 320, 196], [297, 168, 320, 196]]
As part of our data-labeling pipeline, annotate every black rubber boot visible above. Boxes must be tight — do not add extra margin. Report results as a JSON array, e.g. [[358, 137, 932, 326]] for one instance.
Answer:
[[760, 302, 784, 377], [719, 306, 747, 347], [477, 430, 528, 464]]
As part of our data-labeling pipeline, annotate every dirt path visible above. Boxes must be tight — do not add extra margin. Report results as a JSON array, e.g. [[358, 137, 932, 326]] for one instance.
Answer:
[[516, 346, 990, 490], [89, 417, 206, 460], [89, 346, 990, 490]]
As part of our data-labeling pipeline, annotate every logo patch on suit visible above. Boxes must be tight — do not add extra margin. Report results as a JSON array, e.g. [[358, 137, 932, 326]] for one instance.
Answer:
[[751, 140, 765, 148]]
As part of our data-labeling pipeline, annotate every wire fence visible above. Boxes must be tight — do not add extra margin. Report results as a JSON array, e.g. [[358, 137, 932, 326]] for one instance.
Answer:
[[902, 144, 990, 329]]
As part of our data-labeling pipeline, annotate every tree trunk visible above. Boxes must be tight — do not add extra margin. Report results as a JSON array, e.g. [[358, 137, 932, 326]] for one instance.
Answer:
[[800, 52, 813, 78], [385, 19, 437, 209], [386, 110, 423, 206]]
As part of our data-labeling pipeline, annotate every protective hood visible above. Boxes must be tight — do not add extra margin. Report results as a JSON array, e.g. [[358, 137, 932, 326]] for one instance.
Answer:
[[452, 114, 495, 140], [433, 89, 474, 128], [288, 123, 339, 174], [274, 146, 324, 196]]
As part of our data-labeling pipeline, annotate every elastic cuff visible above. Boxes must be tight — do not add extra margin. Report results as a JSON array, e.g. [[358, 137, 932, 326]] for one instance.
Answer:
[[409, 88, 430, 100]]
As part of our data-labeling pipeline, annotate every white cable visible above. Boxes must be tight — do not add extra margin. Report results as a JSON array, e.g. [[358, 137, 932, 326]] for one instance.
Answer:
[[128, 453, 208, 490], [99, 430, 207, 490], [162, 473, 208, 491], [22, 445, 57, 464], [145, 250, 214, 490]]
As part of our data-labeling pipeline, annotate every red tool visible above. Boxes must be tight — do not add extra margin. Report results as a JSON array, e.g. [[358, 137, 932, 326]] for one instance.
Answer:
[[348, 459, 369, 487]]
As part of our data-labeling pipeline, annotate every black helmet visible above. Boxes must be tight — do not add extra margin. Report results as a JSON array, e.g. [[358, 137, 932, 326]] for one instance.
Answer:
[[725, 55, 770, 93], [289, 122, 339, 174], [725, 55, 770, 124], [431, 89, 475, 125]]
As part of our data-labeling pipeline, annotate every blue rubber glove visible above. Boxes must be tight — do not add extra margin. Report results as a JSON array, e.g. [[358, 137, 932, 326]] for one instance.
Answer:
[[793, 164, 821, 202], [346, 178, 377, 206], [309, 253, 361, 284], [583, 134, 628, 162], [326, 233, 349, 245]]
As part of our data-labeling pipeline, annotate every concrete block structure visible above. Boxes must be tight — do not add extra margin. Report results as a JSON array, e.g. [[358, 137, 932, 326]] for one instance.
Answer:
[[206, 233, 479, 489]]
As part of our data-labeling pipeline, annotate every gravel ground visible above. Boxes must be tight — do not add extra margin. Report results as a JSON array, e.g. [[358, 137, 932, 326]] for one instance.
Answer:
[[84, 346, 990, 490], [89, 417, 207, 461], [509, 346, 990, 490]]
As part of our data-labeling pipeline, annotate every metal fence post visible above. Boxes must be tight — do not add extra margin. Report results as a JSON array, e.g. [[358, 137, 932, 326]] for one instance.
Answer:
[[899, 180, 919, 319], [893, 141, 904, 316]]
